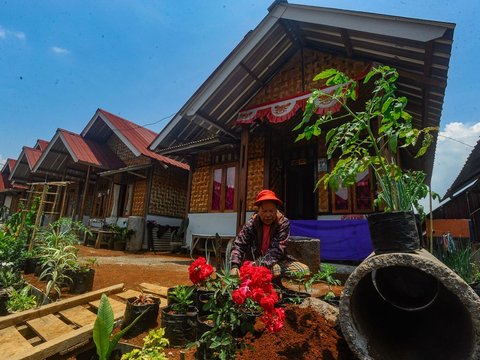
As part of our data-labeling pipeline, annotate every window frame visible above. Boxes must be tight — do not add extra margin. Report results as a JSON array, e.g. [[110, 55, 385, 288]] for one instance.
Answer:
[[208, 162, 238, 213]]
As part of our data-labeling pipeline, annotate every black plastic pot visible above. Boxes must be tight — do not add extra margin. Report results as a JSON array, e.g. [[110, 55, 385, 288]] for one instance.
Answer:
[[0, 289, 9, 316], [121, 297, 160, 338], [161, 305, 198, 347], [195, 289, 214, 316], [24, 257, 39, 275], [69, 269, 95, 294], [367, 211, 420, 254]]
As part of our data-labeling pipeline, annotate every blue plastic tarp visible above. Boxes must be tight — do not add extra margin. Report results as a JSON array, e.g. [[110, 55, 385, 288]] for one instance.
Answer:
[[290, 220, 373, 261]]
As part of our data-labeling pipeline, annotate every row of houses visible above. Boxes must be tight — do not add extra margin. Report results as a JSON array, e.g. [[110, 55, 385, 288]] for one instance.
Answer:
[[0, 1, 457, 258]]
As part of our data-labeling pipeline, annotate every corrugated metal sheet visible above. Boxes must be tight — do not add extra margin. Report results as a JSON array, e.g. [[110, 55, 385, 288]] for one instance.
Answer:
[[36, 139, 49, 152], [443, 138, 480, 199], [149, 2, 455, 178], [60, 129, 125, 169], [24, 147, 43, 169]]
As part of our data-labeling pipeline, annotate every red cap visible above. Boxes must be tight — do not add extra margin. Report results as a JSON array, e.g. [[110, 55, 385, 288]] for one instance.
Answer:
[[254, 190, 282, 206]]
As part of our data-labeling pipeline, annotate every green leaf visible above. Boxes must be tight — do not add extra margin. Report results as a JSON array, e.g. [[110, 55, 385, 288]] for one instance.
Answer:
[[93, 294, 114, 360], [388, 134, 398, 153], [326, 128, 336, 144], [313, 69, 337, 81], [381, 98, 394, 113], [295, 133, 305, 142]]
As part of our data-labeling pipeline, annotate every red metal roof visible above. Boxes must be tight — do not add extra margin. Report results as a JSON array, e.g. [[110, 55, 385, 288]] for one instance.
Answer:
[[59, 129, 124, 169], [0, 173, 7, 191], [23, 147, 43, 169], [98, 109, 189, 171], [7, 159, 16, 172], [36, 139, 49, 151]]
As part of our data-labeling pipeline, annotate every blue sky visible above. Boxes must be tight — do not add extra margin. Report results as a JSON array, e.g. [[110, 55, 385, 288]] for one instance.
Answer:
[[1, 0, 479, 206]]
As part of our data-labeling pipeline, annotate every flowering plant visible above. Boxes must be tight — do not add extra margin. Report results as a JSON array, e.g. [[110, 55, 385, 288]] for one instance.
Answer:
[[194, 261, 284, 359], [188, 256, 214, 285]]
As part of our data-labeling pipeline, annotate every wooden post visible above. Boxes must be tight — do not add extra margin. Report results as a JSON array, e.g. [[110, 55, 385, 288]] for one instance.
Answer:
[[29, 184, 48, 251], [263, 126, 271, 189], [143, 165, 153, 218], [236, 126, 249, 232], [59, 183, 68, 218], [78, 166, 91, 224], [185, 164, 193, 216]]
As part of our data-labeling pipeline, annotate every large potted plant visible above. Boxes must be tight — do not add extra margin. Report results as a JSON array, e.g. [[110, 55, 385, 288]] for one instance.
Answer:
[[161, 285, 197, 347], [121, 293, 160, 338], [69, 258, 97, 294], [295, 65, 437, 253]]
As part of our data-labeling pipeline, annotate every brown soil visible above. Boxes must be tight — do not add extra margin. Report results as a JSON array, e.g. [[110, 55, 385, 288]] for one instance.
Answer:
[[237, 305, 356, 360]]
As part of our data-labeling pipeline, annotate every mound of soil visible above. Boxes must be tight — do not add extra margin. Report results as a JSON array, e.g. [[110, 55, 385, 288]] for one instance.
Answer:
[[237, 305, 356, 360]]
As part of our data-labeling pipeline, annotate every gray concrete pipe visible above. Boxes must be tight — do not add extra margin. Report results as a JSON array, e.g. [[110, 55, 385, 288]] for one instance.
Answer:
[[339, 249, 480, 360]]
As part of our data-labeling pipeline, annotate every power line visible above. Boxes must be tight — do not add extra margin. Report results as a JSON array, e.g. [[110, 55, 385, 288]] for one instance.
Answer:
[[437, 134, 477, 148]]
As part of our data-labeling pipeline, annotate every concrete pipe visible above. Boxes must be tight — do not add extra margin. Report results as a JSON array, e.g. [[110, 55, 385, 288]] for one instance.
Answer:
[[339, 249, 480, 360]]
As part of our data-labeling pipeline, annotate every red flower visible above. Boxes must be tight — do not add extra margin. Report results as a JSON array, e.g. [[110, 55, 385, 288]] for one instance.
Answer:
[[251, 287, 264, 303], [188, 257, 214, 284], [262, 308, 285, 333], [260, 295, 276, 313], [232, 288, 247, 305]]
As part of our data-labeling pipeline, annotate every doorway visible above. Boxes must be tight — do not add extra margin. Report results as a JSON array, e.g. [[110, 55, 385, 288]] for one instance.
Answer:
[[286, 161, 316, 220]]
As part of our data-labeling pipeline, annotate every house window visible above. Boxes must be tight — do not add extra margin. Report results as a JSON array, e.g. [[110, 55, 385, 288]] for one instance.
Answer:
[[211, 165, 236, 212]]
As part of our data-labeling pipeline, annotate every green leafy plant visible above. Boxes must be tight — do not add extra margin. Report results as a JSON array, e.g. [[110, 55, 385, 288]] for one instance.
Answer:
[[0, 268, 24, 289], [294, 65, 438, 217], [433, 237, 479, 284], [120, 328, 169, 360], [0, 230, 26, 270], [306, 264, 342, 302], [168, 285, 195, 314], [93, 294, 146, 360], [7, 285, 37, 312]]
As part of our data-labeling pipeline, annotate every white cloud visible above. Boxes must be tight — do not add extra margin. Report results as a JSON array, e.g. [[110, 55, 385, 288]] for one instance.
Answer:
[[432, 121, 480, 197], [51, 46, 70, 55], [0, 25, 26, 40]]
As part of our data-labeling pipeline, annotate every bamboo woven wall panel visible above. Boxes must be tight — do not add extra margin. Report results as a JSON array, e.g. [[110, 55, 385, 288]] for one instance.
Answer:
[[131, 179, 147, 216], [148, 164, 188, 217], [107, 134, 150, 166], [247, 49, 368, 107], [189, 166, 210, 213], [246, 157, 264, 211], [248, 135, 265, 159]]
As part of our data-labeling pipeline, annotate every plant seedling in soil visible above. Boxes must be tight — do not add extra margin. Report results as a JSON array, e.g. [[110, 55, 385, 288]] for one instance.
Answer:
[[7, 285, 37, 312], [131, 292, 157, 306], [168, 285, 195, 314], [120, 328, 170, 360]]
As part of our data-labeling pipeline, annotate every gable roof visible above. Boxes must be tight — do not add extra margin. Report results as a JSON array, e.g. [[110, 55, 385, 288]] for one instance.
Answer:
[[33, 129, 124, 174], [443, 138, 480, 199], [35, 139, 49, 152], [1, 159, 16, 174], [9, 146, 45, 184], [81, 109, 189, 170], [149, 1, 454, 177]]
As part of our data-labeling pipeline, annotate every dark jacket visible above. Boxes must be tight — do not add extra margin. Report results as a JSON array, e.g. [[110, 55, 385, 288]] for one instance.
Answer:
[[230, 211, 290, 268]]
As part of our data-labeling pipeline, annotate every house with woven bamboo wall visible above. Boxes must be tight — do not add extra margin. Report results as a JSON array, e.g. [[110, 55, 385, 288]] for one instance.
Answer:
[[149, 1, 455, 261], [77, 108, 190, 249], [0, 159, 27, 218]]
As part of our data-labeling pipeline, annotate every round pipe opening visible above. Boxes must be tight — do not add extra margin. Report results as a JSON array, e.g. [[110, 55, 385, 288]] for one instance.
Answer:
[[372, 266, 440, 311], [348, 266, 474, 360]]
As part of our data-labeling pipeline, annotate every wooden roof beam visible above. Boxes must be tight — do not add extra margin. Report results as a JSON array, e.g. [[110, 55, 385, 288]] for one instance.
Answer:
[[193, 112, 239, 140], [340, 29, 354, 57]]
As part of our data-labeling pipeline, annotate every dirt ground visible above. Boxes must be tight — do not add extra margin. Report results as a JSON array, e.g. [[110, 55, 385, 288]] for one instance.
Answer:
[[24, 245, 346, 360]]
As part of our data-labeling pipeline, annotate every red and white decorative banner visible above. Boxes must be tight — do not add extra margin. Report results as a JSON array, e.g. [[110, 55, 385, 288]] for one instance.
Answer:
[[236, 63, 375, 126], [236, 83, 344, 125]]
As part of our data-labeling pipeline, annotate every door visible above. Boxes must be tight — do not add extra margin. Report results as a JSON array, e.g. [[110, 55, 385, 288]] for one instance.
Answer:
[[286, 161, 316, 220]]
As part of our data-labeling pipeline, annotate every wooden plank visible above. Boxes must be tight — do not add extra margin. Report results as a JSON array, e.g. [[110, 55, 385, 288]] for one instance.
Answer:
[[139, 283, 169, 298], [11, 310, 124, 360], [0, 283, 124, 330], [89, 297, 126, 314], [116, 289, 142, 301], [0, 326, 33, 359], [27, 314, 74, 341], [59, 306, 97, 327]]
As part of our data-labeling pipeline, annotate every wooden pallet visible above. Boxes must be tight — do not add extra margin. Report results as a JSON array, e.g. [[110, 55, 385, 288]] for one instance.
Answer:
[[0, 284, 124, 360]]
